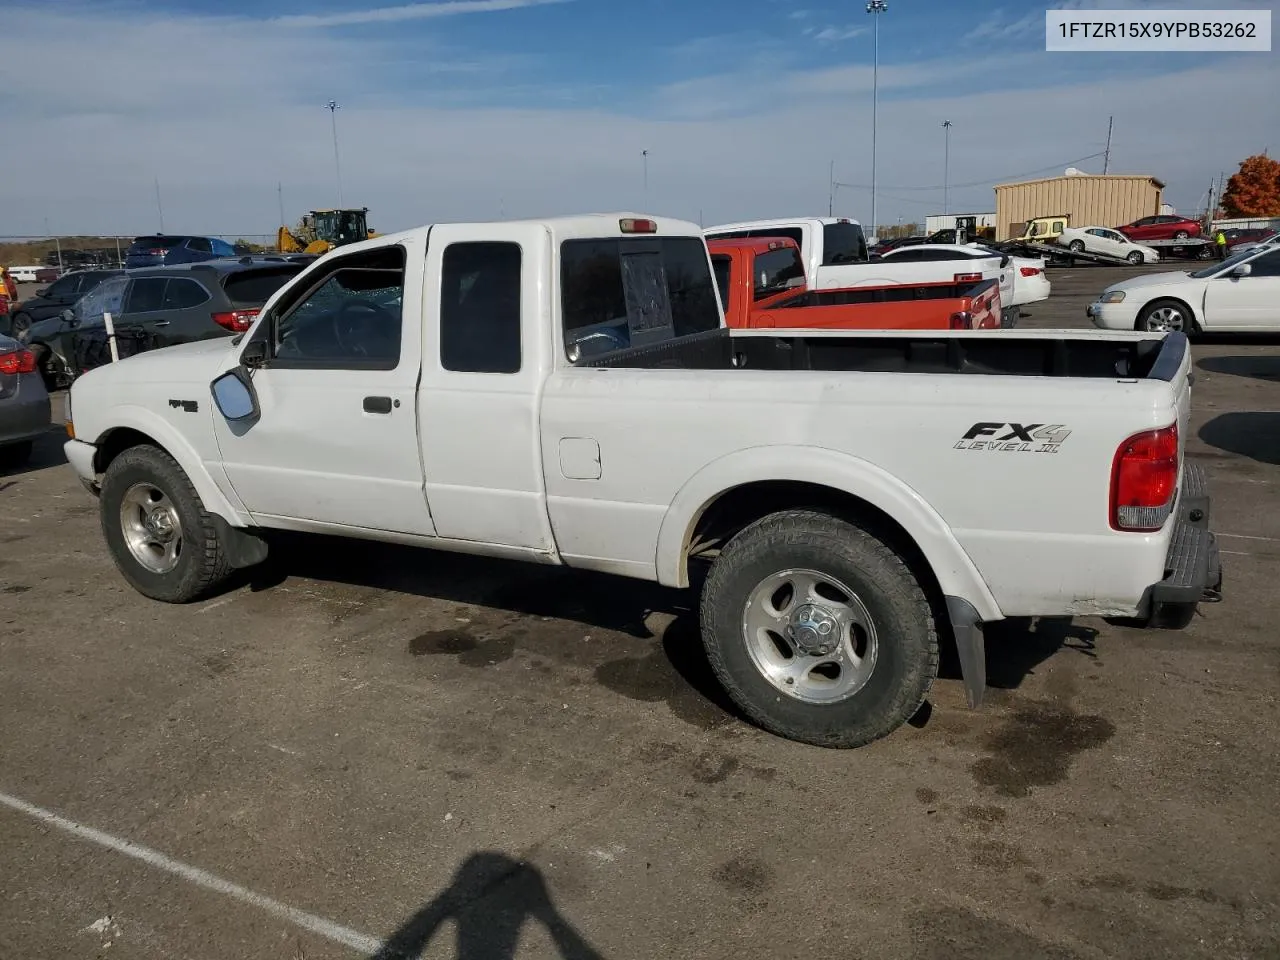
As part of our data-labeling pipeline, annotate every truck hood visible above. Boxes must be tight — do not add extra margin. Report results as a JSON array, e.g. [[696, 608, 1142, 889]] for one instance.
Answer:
[[1102, 271, 1193, 294], [78, 336, 236, 387]]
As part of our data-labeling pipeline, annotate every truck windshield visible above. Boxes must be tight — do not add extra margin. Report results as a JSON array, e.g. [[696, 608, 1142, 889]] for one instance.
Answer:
[[822, 222, 868, 265], [753, 248, 806, 300], [561, 237, 720, 362]]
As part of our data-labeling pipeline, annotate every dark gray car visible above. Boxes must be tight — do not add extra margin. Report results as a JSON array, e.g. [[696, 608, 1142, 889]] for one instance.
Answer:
[[0, 333, 51, 468], [2, 269, 123, 338], [24, 259, 311, 386]]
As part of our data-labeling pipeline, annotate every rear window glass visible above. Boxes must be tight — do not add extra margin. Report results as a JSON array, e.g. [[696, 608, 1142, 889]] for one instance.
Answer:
[[822, 222, 868, 265], [163, 278, 210, 309], [222, 266, 305, 304], [561, 237, 720, 361], [752, 248, 806, 300], [128, 236, 185, 251]]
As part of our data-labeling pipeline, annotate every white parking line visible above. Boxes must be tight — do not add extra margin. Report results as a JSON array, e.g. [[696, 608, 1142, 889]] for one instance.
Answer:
[[1218, 532, 1280, 542], [0, 790, 380, 955]]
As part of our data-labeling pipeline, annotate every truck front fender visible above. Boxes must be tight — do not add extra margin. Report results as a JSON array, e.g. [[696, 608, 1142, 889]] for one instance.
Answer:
[[654, 444, 1002, 623], [90, 404, 250, 527]]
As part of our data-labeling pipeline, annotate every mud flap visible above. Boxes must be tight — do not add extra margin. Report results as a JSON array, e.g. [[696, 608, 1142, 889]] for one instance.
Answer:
[[945, 596, 986, 708], [210, 515, 270, 570]]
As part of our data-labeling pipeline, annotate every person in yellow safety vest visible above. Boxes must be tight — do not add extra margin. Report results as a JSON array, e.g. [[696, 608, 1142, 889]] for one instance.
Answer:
[[1215, 229, 1228, 260]]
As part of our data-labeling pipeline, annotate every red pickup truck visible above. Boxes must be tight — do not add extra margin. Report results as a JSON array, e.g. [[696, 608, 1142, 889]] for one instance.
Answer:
[[708, 237, 1001, 331]]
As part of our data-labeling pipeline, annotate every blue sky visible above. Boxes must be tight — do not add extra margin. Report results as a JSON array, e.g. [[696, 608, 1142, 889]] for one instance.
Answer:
[[3, 0, 1277, 238]]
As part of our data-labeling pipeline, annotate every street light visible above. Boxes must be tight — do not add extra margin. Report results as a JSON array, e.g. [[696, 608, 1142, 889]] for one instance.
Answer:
[[942, 120, 953, 215], [326, 100, 343, 208], [866, 0, 888, 244], [642, 150, 649, 209]]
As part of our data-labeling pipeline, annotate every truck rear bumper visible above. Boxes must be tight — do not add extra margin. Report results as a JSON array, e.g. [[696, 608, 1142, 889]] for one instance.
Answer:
[[1140, 463, 1223, 625]]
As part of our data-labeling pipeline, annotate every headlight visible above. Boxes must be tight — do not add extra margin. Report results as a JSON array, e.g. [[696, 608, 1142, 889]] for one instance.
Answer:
[[1100, 291, 1127, 304]]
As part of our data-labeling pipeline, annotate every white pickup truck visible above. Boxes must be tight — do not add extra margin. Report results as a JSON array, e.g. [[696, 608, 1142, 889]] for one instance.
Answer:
[[64, 214, 1222, 748]]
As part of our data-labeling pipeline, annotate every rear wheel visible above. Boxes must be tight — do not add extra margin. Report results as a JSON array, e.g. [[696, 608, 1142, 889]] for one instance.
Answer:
[[1138, 298, 1196, 334], [1069, 240, 1085, 253], [100, 445, 233, 602], [1196, 245, 1214, 260], [1174, 230, 1189, 240], [8, 312, 32, 339], [1127, 251, 1145, 265], [700, 510, 938, 748]]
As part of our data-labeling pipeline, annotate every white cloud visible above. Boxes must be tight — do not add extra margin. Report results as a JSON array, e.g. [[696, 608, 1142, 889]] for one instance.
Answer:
[[272, 0, 572, 28], [813, 25, 868, 42]]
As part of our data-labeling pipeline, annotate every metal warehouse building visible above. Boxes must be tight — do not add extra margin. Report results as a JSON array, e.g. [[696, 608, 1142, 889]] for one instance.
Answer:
[[994, 173, 1164, 240]]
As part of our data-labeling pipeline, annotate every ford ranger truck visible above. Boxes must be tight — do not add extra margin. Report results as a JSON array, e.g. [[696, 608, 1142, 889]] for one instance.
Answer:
[[708, 238, 1001, 331], [63, 214, 1223, 749]]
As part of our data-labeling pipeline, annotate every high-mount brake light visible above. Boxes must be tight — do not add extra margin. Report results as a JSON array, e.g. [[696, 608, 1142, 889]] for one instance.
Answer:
[[954, 272, 982, 283], [619, 218, 657, 234], [1110, 424, 1179, 532]]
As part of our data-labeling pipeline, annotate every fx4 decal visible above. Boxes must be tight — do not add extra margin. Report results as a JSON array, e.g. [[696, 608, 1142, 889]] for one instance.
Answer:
[[954, 422, 1071, 454]]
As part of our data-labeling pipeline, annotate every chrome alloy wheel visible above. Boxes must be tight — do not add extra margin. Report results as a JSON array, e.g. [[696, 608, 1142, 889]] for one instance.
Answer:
[[1144, 305, 1187, 332], [119, 482, 183, 574], [741, 568, 879, 704]]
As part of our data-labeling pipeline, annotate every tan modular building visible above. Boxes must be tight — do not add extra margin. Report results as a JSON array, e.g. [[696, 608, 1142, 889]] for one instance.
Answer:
[[994, 174, 1164, 240]]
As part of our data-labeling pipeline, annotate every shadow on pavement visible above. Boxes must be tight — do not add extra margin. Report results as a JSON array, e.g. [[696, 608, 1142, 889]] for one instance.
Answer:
[[0, 424, 68, 480], [371, 852, 604, 960], [936, 615, 1098, 692], [1192, 334, 1280, 348], [1198, 412, 1280, 465], [1197, 355, 1280, 380]]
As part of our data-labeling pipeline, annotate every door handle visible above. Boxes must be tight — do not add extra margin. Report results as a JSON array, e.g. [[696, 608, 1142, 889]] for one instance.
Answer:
[[363, 396, 393, 414], [151, 320, 171, 327]]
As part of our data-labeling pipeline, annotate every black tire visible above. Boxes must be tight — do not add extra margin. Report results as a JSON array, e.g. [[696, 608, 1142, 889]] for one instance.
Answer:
[[1127, 251, 1144, 265], [1196, 245, 1214, 260], [1174, 230, 1189, 240], [0, 441, 33, 469], [8, 312, 32, 339], [700, 509, 938, 748], [99, 444, 233, 603], [1069, 240, 1085, 253], [1137, 298, 1198, 335]]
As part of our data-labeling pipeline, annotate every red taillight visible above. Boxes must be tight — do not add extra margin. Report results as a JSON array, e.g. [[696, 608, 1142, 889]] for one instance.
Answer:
[[212, 308, 260, 332], [619, 218, 657, 234], [1019, 266, 1042, 277], [949, 311, 972, 330], [1110, 424, 1179, 532], [148, 248, 169, 256], [954, 272, 982, 283], [0, 349, 37, 375]]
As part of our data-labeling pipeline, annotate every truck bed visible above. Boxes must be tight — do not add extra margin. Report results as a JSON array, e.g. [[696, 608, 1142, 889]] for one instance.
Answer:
[[582, 328, 1182, 381]]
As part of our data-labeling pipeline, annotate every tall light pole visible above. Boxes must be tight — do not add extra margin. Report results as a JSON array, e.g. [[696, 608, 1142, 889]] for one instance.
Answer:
[[642, 150, 649, 209], [866, 1, 887, 244], [326, 100, 344, 208], [942, 120, 953, 215]]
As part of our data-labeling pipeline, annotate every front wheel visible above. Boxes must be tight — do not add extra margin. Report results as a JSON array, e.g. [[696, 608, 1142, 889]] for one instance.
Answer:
[[700, 510, 938, 748], [1138, 298, 1196, 334], [1127, 251, 1145, 265], [100, 445, 234, 602], [1174, 230, 1189, 240], [8, 312, 32, 339], [1069, 240, 1085, 253]]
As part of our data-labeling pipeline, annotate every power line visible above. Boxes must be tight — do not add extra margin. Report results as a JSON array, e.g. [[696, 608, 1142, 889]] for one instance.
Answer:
[[833, 152, 1108, 193]]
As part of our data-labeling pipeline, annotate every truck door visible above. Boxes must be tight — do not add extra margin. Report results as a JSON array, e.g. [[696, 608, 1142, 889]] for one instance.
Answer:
[[417, 223, 557, 552], [212, 238, 435, 536]]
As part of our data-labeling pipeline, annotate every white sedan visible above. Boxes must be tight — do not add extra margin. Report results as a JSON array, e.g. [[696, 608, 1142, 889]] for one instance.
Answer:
[[875, 243, 1050, 323], [1057, 227, 1159, 264], [1088, 245, 1280, 333]]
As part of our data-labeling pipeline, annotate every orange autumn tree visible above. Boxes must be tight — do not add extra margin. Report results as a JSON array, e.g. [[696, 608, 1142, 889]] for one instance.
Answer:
[[1221, 154, 1280, 217]]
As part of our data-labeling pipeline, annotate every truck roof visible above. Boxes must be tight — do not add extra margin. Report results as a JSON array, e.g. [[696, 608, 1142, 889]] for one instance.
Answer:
[[331, 213, 705, 254], [706, 237, 801, 254], [705, 216, 863, 233]]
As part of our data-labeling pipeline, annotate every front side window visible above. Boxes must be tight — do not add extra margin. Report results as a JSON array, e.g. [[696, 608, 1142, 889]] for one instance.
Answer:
[[822, 222, 868, 265], [74, 277, 128, 324], [561, 236, 719, 361], [440, 241, 521, 374], [1247, 250, 1280, 278], [271, 246, 405, 369], [187, 238, 212, 254], [124, 278, 168, 313], [711, 255, 732, 307], [753, 248, 806, 300], [211, 239, 237, 257]]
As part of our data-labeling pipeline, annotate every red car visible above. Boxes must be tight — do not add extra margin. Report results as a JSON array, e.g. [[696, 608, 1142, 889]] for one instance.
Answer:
[[1117, 214, 1203, 242]]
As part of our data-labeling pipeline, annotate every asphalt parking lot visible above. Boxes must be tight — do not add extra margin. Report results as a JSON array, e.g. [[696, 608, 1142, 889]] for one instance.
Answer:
[[2, 263, 1278, 960]]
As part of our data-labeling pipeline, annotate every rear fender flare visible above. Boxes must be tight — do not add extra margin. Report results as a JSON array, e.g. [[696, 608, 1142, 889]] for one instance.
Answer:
[[654, 444, 1002, 622]]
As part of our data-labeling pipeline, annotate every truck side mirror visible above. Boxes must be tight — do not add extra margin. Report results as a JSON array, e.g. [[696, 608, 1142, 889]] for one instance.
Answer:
[[1231, 263, 1252, 278], [211, 370, 259, 422]]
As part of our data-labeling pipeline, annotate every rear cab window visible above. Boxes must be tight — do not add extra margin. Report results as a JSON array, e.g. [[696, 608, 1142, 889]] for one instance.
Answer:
[[561, 236, 720, 362]]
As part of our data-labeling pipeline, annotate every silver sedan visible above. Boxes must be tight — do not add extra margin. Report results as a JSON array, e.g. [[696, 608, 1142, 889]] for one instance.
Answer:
[[0, 333, 52, 468]]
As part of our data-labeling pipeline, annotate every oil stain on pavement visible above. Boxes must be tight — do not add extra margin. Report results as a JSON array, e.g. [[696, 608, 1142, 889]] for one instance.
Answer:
[[970, 701, 1115, 798]]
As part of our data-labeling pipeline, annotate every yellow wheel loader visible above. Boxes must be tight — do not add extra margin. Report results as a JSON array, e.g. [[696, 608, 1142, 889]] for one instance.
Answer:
[[277, 208, 378, 255]]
